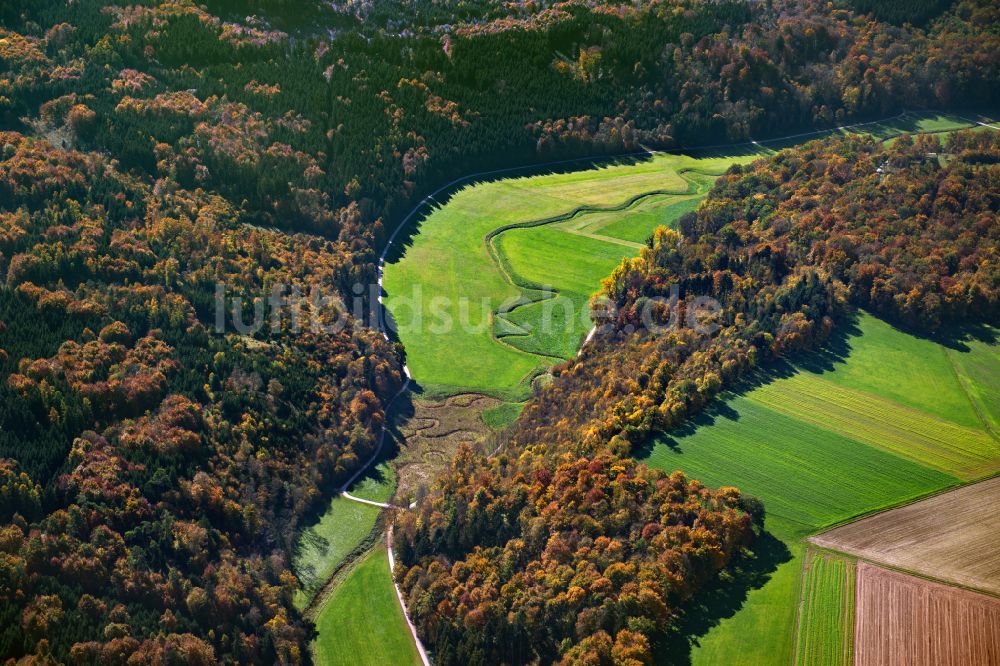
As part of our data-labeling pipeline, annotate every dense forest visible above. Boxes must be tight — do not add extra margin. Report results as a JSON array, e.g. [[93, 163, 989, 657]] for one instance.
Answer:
[[2, 0, 998, 238], [0, 132, 404, 663], [0, 0, 999, 662], [395, 130, 1000, 663]]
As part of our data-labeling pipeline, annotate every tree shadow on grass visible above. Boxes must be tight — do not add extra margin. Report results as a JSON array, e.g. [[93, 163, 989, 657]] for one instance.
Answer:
[[881, 316, 997, 353], [346, 435, 398, 497], [653, 531, 793, 665], [634, 313, 860, 457]]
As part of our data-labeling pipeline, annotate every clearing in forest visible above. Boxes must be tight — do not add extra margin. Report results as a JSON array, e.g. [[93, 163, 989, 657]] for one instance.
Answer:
[[811, 476, 1000, 596], [853, 562, 1000, 666], [382, 151, 761, 398]]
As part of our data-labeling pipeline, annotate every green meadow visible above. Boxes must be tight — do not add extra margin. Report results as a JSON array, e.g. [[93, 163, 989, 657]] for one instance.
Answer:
[[293, 496, 381, 610], [482, 401, 525, 430], [749, 374, 996, 480], [383, 151, 762, 399], [794, 551, 855, 666], [681, 541, 806, 666], [312, 546, 422, 666], [764, 111, 979, 151], [640, 311, 1000, 664]]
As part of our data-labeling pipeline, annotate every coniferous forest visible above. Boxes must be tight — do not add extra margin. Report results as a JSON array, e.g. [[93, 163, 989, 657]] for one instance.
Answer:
[[0, 0, 997, 664]]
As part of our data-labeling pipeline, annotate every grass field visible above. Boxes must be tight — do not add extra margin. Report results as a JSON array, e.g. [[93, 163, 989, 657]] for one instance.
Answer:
[[481, 401, 524, 430], [312, 546, 422, 666], [812, 476, 1000, 596], [794, 551, 855, 666], [639, 311, 999, 664], [682, 541, 806, 666], [496, 226, 637, 358], [854, 562, 1000, 666], [293, 496, 381, 609], [590, 194, 701, 243], [383, 151, 763, 398], [764, 111, 980, 151]]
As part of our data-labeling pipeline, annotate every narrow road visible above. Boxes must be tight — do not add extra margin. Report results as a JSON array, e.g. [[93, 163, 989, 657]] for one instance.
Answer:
[[387, 525, 432, 666], [340, 492, 391, 509]]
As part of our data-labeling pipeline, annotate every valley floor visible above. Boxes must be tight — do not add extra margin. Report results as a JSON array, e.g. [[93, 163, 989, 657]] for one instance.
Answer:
[[298, 111, 1000, 665]]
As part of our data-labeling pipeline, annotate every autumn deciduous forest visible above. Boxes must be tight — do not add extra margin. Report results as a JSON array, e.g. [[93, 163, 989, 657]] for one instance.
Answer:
[[0, 0, 998, 663]]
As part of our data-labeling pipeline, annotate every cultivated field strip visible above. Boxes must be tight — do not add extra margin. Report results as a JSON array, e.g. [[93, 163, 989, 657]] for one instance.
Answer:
[[748, 374, 1000, 480], [646, 397, 957, 539], [794, 550, 855, 666], [854, 562, 1000, 666], [811, 476, 1000, 596]]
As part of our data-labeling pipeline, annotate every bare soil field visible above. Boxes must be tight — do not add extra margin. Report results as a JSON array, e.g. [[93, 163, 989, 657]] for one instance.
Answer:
[[854, 562, 1000, 666], [810, 477, 1000, 595]]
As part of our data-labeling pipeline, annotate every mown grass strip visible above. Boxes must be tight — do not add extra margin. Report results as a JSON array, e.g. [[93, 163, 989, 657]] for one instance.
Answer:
[[312, 545, 423, 666], [747, 374, 1000, 480]]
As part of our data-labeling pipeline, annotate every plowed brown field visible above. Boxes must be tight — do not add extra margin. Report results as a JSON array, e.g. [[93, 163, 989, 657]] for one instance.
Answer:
[[810, 476, 1000, 595], [854, 562, 1000, 666]]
